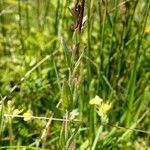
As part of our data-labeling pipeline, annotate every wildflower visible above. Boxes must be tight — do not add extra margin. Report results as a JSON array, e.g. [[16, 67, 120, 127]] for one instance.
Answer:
[[97, 102, 112, 124], [89, 95, 112, 123], [13, 109, 23, 115], [97, 102, 112, 116], [23, 110, 33, 121], [89, 95, 103, 105], [145, 25, 150, 33], [7, 100, 14, 109]]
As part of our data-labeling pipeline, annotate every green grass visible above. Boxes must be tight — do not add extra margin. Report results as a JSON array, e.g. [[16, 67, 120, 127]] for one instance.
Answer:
[[0, 0, 150, 149]]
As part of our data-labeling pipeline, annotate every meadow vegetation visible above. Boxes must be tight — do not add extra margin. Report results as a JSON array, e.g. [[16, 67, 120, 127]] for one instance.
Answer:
[[0, 0, 150, 149]]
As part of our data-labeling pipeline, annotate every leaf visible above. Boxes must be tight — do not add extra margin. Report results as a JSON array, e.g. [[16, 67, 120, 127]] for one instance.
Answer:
[[62, 81, 73, 111]]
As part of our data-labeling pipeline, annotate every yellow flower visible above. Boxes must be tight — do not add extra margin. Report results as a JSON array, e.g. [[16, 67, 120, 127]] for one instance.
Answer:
[[89, 96, 112, 123], [23, 110, 33, 121], [145, 25, 150, 33], [98, 102, 112, 116], [13, 109, 23, 115], [89, 95, 103, 106]]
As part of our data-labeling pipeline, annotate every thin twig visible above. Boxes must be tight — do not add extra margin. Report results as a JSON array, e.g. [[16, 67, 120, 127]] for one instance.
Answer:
[[3, 113, 149, 135], [38, 99, 62, 146], [3, 113, 70, 122]]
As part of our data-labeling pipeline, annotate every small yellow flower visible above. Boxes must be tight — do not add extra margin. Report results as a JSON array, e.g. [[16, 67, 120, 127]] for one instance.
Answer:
[[13, 109, 23, 115], [145, 25, 150, 33], [7, 100, 13, 107], [98, 102, 112, 115], [23, 110, 33, 121], [89, 96, 112, 123], [89, 95, 103, 105]]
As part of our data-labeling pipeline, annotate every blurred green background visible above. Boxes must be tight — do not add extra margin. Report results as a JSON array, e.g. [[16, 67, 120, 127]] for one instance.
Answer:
[[0, 0, 150, 149]]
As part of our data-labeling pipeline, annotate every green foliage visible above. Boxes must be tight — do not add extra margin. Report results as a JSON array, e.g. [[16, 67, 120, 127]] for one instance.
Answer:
[[0, 0, 150, 149]]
